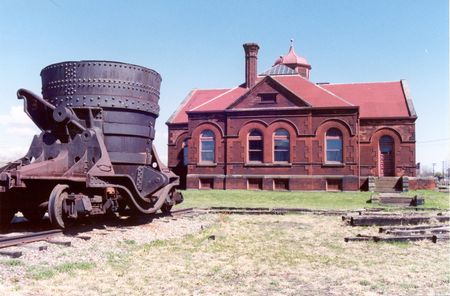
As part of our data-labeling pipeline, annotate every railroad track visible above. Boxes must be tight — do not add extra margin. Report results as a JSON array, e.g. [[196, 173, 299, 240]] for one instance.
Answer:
[[0, 208, 197, 252], [0, 229, 63, 249], [1, 206, 446, 254], [194, 207, 361, 216]]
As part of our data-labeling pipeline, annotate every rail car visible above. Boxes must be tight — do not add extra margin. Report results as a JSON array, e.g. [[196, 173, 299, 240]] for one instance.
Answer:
[[0, 61, 183, 228]]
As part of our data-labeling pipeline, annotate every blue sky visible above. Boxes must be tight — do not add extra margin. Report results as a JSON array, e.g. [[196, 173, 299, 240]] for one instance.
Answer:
[[0, 0, 448, 171]]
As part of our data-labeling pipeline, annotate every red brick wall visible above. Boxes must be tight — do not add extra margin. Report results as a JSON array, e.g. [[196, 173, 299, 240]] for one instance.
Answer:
[[167, 125, 188, 168], [408, 177, 436, 190], [359, 119, 416, 177], [168, 89, 416, 191]]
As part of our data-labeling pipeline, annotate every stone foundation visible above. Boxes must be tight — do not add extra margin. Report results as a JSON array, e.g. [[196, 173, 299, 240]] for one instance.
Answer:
[[186, 175, 435, 191]]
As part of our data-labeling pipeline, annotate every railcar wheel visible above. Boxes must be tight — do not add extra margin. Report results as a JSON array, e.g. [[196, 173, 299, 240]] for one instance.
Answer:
[[48, 184, 72, 229], [160, 203, 173, 214], [117, 199, 128, 215], [0, 193, 15, 228]]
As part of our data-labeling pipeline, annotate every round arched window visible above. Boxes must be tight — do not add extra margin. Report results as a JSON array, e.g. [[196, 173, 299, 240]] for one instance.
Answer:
[[200, 130, 215, 163], [326, 128, 343, 163], [248, 130, 263, 162], [274, 129, 290, 162]]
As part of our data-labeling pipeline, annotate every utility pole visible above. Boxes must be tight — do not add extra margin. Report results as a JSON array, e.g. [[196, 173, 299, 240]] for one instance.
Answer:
[[432, 163, 436, 176]]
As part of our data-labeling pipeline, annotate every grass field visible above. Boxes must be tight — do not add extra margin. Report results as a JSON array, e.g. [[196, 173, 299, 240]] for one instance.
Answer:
[[1, 189, 448, 295], [177, 189, 449, 210], [2, 214, 448, 295]]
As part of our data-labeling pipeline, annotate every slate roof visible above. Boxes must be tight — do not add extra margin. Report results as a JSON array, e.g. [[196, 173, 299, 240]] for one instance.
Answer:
[[260, 64, 297, 76]]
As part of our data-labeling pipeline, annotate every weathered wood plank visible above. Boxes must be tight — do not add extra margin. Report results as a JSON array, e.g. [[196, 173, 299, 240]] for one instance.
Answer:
[[350, 215, 450, 226], [373, 235, 434, 242], [0, 250, 22, 258], [379, 224, 450, 232]]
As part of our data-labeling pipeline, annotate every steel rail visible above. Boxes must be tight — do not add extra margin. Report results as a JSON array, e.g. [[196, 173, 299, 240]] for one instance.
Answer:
[[0, 229, 62, 249]]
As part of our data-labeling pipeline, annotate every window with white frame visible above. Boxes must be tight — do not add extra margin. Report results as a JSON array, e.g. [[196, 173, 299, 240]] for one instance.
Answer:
[[200, 130, 215, 163], [274, 129, 290, 162], [248, 129, 263, 162], [326, 128, 343, 163]]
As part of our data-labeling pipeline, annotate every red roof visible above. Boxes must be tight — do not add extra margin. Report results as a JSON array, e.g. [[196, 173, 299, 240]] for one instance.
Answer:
[[167, 75, 413, 124], [190, 87, 248, 112], [271, 75, 354, 107], [322, 81, 410, 118], [169, 89, 230, 124]]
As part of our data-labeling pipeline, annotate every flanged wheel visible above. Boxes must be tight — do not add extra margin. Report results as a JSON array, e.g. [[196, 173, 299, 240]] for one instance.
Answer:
[[48, 184, 71, 229], [160, 203, 173, 214], [160, 187, 180, 214], [0, 193, 15, 228]]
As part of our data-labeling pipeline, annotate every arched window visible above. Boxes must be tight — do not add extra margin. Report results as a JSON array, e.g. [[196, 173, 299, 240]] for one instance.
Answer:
[[200, 130, 215, 163], [274, 129, 290, 162], [248, 129, 263, 162], [326, 128, 343, 163], [379, 135, 394, 153]]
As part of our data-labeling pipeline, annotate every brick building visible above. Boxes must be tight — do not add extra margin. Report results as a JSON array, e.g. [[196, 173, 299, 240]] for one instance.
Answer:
[[166, 42, 420, 191]]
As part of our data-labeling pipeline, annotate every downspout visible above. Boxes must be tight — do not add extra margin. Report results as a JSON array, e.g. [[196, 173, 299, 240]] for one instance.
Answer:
[[357, 116, 361, 190]]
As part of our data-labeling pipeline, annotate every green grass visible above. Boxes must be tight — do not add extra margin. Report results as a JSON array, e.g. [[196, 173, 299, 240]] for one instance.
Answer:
[[27, 262, 96, 280], [403, 190, 450, 209], [0, 259, 23, 267], [176, 189, 449, 210]]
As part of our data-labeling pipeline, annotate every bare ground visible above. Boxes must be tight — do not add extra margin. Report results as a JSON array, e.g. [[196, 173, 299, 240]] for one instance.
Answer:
[[0, 213, 448, 296]]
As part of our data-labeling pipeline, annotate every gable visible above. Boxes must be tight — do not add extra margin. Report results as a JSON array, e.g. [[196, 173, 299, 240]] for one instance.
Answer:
[[272, 75, 354, 107], [228, 77, 310, 110]]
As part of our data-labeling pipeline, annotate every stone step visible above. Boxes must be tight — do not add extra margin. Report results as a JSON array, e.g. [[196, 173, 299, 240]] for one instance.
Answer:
[[374, 189, 401, 193], [375, 181, 399, 185], [375, 180, 400, 184]]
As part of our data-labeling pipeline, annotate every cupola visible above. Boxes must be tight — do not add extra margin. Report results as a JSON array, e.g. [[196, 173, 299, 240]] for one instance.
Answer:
[[273, 40, 311, 79]]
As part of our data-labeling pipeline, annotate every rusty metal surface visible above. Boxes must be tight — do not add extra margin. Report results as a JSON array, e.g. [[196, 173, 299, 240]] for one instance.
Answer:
[[0, 60, 182, 229], [0, 229, 62, 249], [41, 61, 161, 114]]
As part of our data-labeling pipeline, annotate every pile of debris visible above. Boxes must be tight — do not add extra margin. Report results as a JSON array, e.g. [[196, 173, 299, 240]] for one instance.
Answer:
[[343, 211, 450, 243]]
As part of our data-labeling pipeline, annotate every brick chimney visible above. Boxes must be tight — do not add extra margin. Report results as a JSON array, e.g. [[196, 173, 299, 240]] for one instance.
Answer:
[[243, 43, 260, 88]]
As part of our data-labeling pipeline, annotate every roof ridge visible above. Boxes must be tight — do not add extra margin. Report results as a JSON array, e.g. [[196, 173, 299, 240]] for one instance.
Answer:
[[190, 87, 238, 111], [313, 80, 355, 106], [226, 76, 271, 110], [260, 73, 301, 77], [199, 87, 232, 90], [325, 80, 401, 86], [269, 76, 312, 107], [274, 75, 353, 107]]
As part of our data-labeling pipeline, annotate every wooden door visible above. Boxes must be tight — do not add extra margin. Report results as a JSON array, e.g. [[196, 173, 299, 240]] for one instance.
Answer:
[[379, 136, 395, 176]]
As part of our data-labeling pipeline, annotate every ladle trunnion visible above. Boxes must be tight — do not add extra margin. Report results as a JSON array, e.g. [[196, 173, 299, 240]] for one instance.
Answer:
[[0, 61, 183, 229]]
